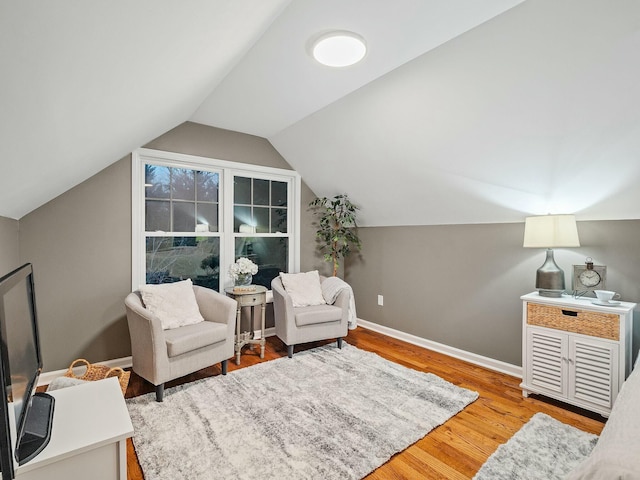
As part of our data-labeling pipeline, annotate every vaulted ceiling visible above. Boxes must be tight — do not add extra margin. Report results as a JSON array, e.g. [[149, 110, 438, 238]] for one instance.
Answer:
[[2, 0, 639, 226]]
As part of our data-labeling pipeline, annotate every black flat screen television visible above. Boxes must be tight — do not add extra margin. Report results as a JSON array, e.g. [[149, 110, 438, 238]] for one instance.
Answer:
[[0, 264, 54, 480]]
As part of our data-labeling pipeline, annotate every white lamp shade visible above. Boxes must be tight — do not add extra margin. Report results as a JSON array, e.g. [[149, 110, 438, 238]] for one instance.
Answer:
[[523, 215, 580, 248]]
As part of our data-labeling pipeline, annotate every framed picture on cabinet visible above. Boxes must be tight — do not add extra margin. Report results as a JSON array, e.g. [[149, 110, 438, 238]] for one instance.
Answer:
[[572, 261, 606, 293]]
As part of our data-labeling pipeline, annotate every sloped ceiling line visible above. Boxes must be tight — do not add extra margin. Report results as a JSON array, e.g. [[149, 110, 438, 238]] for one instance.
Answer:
[[2, 0, 639, 226]]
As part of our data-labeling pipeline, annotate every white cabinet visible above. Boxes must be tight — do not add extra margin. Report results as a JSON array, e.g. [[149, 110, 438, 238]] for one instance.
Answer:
[[16, 377, 133, 480], [521, 293, 635, 416]]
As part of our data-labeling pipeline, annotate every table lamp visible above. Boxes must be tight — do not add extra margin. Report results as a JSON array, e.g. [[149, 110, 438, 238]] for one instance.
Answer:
[[523, 214, 580, 297]]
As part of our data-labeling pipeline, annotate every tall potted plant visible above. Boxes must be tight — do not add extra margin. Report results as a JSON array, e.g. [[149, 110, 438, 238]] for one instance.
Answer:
[[309, 194, 362, 277]]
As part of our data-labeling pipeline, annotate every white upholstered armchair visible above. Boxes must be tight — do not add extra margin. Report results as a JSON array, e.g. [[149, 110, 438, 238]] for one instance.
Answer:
[[125, 283, 236, 401], [271, 274, 349, 358]]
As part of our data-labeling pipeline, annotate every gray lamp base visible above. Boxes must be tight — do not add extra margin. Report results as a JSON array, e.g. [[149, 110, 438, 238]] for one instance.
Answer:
[[538, 288, 565, 298], [535, 248, 566, 297]]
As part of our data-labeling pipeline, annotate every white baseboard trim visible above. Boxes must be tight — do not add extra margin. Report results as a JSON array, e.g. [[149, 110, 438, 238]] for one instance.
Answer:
[[38, 329, 279, 388], [37, 292, 280, 386], [39, 356, 133, 387], [357, 319, 522, 378], [38, 324, 521, 387]]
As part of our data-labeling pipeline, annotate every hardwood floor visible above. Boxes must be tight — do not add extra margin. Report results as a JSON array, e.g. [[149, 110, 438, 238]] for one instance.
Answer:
[[124, 327, 605, 480]]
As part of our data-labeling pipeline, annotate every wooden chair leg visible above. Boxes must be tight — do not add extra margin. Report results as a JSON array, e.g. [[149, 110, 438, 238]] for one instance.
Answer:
[[155, 383, 165, 402], [287, 345, 294, 358], [337, 337, 343, 349], [221, 359, 228, 375]]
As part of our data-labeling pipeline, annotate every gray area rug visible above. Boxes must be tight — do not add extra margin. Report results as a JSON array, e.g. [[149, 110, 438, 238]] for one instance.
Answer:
[[127, 342, 478, 480], [474, 412, 598, 480]]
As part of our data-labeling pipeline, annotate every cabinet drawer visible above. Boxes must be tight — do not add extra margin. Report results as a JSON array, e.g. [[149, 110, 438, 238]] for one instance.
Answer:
[[236, 293, 266, 307], [527, 303, 619, 341]]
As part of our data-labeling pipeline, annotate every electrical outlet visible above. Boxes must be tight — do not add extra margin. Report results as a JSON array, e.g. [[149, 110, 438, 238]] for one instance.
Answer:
[[377, 295, 384, 306]]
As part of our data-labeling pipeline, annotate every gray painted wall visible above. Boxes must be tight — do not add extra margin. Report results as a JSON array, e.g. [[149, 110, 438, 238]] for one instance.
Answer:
[[19, 122, 324, 371], [14, 120, 639, 373], [19, 158, 133, 371], [0, 216, 19, 276], [346, 220, 640, 366]]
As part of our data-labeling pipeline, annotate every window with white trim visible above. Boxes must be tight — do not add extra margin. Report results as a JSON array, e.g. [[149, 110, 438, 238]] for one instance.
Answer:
[[132, 149, 300, 292]]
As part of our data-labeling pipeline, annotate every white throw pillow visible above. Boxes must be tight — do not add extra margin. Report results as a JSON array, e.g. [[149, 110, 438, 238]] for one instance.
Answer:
[[279, 271, 326, 307], [139, 279, 205, 330]]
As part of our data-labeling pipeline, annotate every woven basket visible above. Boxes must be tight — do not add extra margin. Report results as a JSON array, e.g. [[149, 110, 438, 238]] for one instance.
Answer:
[[64, 358, 130, 396], [527, 303, 619, 340]]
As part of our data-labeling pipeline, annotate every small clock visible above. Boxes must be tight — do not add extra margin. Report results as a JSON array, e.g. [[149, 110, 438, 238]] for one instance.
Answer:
[[572, 257, 606, 293]]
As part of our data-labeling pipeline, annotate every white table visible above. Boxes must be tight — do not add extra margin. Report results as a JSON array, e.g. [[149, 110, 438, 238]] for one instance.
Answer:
[[520, 292, 635, 416], [225, 285, 267, 365], [16, 377, 133, 480]]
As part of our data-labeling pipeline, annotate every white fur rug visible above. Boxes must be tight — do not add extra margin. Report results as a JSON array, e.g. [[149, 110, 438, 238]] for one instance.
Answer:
[[127, 342, 478, 480], [474, 412, 598, 480]]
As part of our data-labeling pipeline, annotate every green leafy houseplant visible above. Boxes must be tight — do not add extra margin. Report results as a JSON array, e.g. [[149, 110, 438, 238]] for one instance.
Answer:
[[309, 194, 362, 277]]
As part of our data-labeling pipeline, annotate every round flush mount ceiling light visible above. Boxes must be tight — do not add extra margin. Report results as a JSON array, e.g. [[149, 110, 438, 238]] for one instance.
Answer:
[[311, 31, 367, 67]]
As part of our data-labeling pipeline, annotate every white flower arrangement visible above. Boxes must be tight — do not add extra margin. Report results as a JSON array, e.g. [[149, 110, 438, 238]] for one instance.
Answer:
[[229, 257, 258, 279]]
